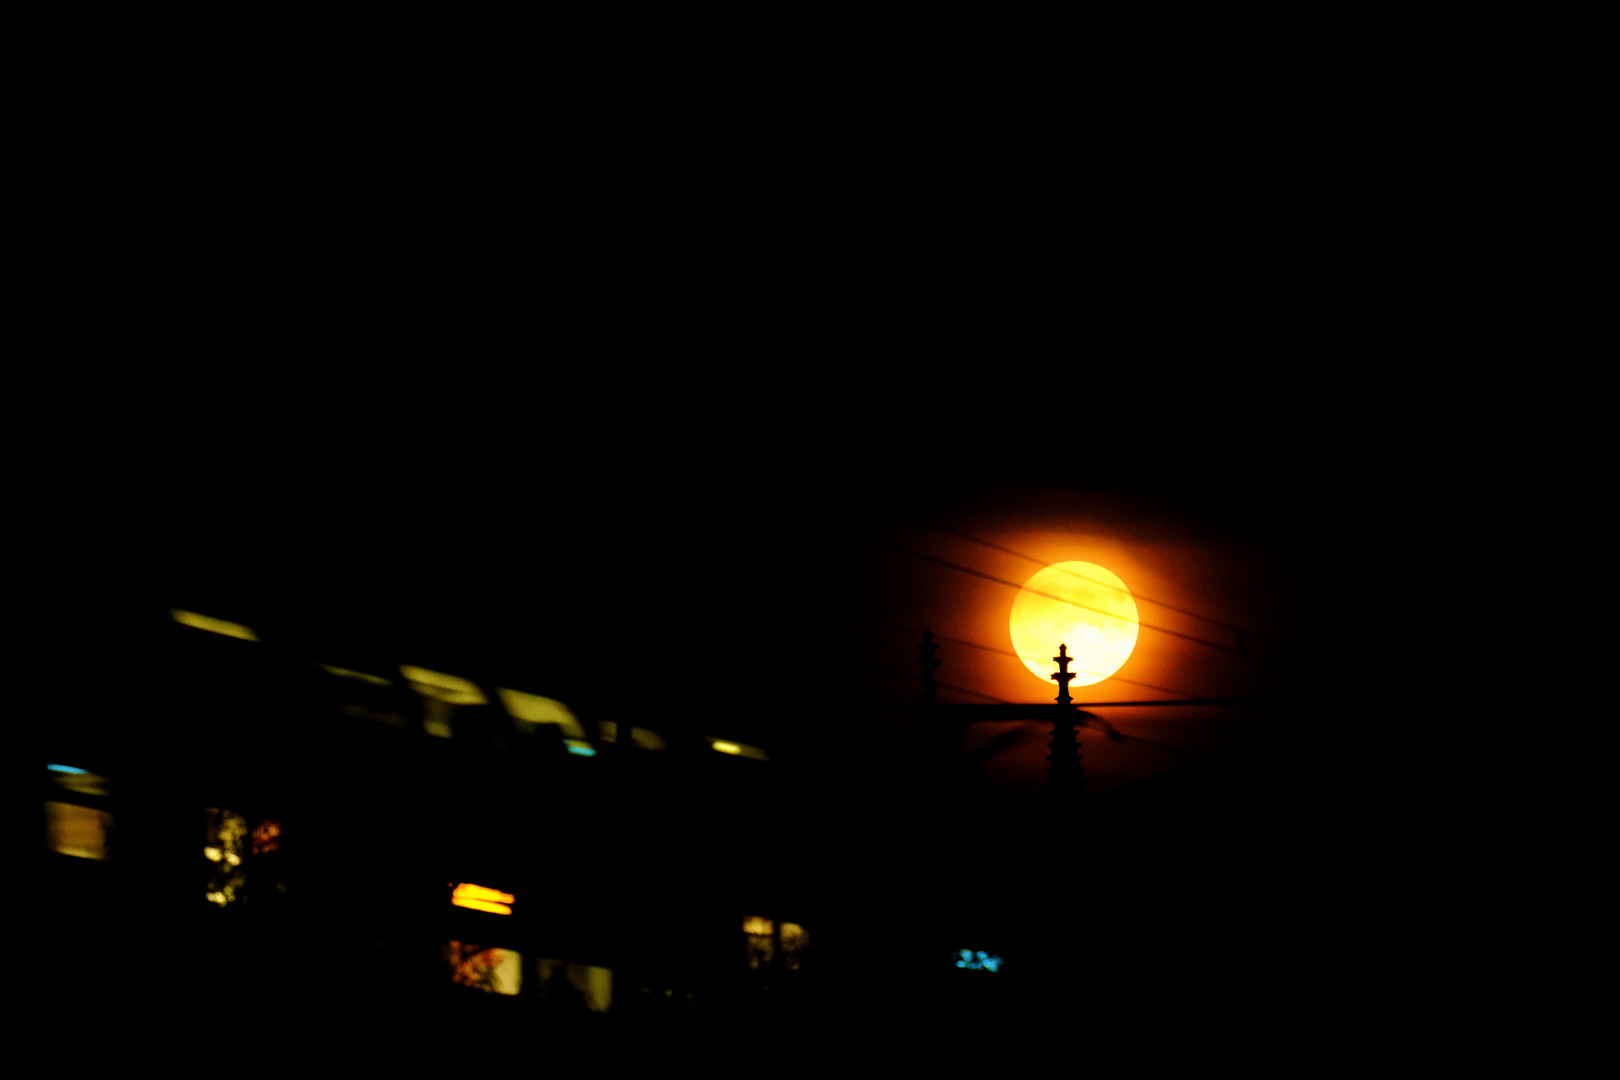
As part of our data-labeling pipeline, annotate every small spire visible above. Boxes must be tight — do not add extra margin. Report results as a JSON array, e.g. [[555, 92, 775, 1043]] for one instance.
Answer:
[[917, 629, 941, 708], [1049, 643, 1076, 706], [1045, 643, 1087, 811]]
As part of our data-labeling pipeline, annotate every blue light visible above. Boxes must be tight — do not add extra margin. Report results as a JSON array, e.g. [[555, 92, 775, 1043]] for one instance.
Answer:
[[954, 948, 1004, 973], [47, 764, 87, 774]]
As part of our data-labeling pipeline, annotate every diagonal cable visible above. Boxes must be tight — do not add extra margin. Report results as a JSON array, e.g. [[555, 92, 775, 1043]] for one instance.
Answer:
[[872, 540, 1281, 666], [908, 518, 1282, 645]]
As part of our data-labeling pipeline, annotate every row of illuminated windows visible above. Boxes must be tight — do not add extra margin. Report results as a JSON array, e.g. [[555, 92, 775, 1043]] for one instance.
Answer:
[[171, 609, 770, 760], [43, 767, 816, 1008], [444, 910, 815, 1010], [44, 765, 1006, 1013]]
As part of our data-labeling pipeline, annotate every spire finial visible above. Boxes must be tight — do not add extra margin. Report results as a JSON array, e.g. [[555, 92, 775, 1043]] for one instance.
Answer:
[[1049, 643, 1076, 706], [1045, 643, 1087, 810]]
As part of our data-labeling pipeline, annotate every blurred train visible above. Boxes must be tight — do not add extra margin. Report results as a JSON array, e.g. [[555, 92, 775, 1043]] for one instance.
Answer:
[[32, 605, 1031, 1053]]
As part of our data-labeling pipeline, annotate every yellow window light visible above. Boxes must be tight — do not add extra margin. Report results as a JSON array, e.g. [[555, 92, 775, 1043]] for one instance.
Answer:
[[536, 959, 612, 1013], [399, 665, 488, 705], [453, 897, 513, 915], [452, 882, 514, 914], [709, 738, 769, 761], [49, 766, 110, 798], [781, 922, 809, 970], [318, 664, 392, 687], [170, 610, 259, 642], [599, 721, 667, 749], [45, 801, 112, 860], [496, 688, 585, 740], [447, 942, 523, 996]]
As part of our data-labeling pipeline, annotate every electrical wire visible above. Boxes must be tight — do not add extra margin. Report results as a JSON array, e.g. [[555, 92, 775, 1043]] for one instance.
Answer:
[[908, 518, 1282, 646], [865, 618, 1202, 698], [871, 539, 1283, 666], [866, 662, 1205, 758]]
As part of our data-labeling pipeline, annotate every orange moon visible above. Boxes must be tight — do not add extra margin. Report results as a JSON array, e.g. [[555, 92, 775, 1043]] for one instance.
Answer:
[[1008, 562, 1140, 688]]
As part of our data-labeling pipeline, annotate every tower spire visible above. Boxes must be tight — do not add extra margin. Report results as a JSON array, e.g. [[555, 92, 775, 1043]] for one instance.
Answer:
[[917, 629, 941, 708], [1049, 643, 1076, 705], [1045, 644, 1087, 808]]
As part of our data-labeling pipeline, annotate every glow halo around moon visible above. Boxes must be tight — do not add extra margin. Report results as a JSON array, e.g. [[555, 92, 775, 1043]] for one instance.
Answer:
[[1008, 562, 1140, 688]]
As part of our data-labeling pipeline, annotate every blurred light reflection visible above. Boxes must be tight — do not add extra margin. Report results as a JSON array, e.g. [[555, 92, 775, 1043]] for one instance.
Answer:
[[447, 942, 522, 995], [45, 800, 111, 860], [170, 610, 259, 642], [452, 882, 514, 914], [535, 958, 612, 1013], [495, 688, 585, 740], [709, 738, 769, 761], [48, 766, 110, 797]]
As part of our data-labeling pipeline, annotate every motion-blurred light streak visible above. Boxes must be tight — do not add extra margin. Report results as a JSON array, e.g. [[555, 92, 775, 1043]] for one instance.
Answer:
[[598, 720, 667, 750], [955, 949, 1003, 972], [318, 664, 392, 686], [452, 882, 514, 914], [447, 942, 522, 995], [401, 665, 489, 738], [709, 739, 769, 761], [47, 765, 110, 797], [535, 958, 613, 1012], [496, 687, 586, 740], [170, 610, 259, 642], [44, 800, 111, 860]]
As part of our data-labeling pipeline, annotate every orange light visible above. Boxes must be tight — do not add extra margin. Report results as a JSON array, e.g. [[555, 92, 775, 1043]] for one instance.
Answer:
[[451, 897, 514, 915], [452, 882, 514, 914]]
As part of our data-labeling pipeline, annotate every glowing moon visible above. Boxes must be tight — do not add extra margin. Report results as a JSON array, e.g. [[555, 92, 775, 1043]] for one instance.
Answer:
[[1009, 562, 1140, 688]]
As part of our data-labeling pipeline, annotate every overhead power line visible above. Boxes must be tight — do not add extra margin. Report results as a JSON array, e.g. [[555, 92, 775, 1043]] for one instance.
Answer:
[[865, 619, 1201, 698], [872, 540, 1283, 667], [866, 663, 1205, 758], [910, 519, 1282, 646]]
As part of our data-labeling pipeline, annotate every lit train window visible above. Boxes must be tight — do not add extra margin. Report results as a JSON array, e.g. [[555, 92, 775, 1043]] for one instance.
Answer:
[[446, 941, 523, 996], [45, 764, 113, 860], [533, 958, 612, 1013], [743, 916, 809, 973], [743, 916, 774, 970], [400, 665, 489, 738], [45, 801, 112, 860], [780, 921, 809, 972], [204, 808, 249, 906], [318, 663, 408, 728], [496, 688, 587, 741], [599, 720, 666, 750]]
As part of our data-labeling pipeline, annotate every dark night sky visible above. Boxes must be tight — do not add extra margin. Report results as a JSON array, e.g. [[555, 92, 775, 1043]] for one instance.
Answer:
[[103, 406, 1368, 782]]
